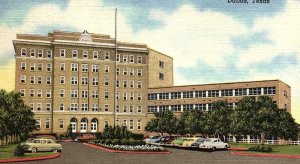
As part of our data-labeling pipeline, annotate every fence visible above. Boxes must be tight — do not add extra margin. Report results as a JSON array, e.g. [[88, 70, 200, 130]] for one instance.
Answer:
[[227, 137, 300, 145]]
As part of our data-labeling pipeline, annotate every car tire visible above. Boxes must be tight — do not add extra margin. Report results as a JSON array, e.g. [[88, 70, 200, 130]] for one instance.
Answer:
[[224, 145, 228, 150], [212, 147, 216, 151], [32, 147, 37, 153], [53, 149, 58, 153]]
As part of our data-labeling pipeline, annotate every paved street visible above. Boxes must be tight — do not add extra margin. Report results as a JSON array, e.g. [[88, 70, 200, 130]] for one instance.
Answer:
[[16, 142, 300, 164]]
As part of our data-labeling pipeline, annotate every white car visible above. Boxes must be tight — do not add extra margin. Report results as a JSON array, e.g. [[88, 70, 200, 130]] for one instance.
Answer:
[[199, 138, 229, 151]]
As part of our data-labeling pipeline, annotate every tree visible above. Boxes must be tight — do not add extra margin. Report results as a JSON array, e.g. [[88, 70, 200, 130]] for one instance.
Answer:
[[145, 110, 177, 136], [203, 100, 233, 141], [177, 109, 204, 136]]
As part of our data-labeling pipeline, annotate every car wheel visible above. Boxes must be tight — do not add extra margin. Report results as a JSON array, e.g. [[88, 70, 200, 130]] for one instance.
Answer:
[[212, 147, 216, 151], [224, 145, 228, 150], [53, 149, 58, 153], [32, 147, 37, 153]]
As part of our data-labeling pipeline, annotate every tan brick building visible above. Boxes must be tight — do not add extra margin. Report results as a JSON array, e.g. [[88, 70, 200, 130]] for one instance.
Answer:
[[13, 30, 290, 135]]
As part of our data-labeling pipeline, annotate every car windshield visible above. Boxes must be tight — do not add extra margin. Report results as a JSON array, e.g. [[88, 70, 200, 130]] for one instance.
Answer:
[[151, 136, 160, 139]]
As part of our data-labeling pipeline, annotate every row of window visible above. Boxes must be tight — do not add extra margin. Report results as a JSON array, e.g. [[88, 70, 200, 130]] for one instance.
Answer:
[[20, 75, 51, 85], [36, 118, 142, 131], [20, 62, 52, 71], [148, 87, 276, 100], [20, 89, 51, 98], [20, 48, 145, 64], [147, 103, 237, 113]]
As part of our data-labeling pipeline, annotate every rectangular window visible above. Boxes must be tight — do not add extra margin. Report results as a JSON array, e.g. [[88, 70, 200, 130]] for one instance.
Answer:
[[171, 105, 181, 112], [60, 76, 65, 84], [104, 65, 109, 73], [122, 119, 127, 127], [123, 105, 127, 113], [116, 105, 119, 113], [46, 103, 51, 111], [129, 120, 134, 130], [123, 68, 128, 75], [129, 68, 134, 76], [83, 51, 88, 58], [182, 91, 193, 99], [82, 77, 88, 85], [104, 78, 109, 86], [93, 51, 98, 59], [82, 90, 88, 98], [130, 55, 134, 63], [71, 63, 78, 71], [116, 92, 120, 100], [37, 90, 42, 97], [137, 93, 142, 101], [29, 103, 34, 111], [104, 104, 109, 112], [36, 118, 41, 129], [20, 75, 26, 83], [221, 89, 233, 97], [46, 77, 51, 85], [148, 93, 157, 100], [195, 91, 206, 98], [60, 104, 64, 111], [159, 93, 169, 100], [105, 52, 110, 60], [116, 80, 119, 88], [72, 50, 78, 58], [263, 87, 276, 95], [235, 88, 247, 96], [137, 56, 142, 64], [123, 92, 127, 100], [60, 89, 64, 97], [123, 55, 128, 63], [37, 76, 42, 84], [159, 61, 165, 68], [92, 91, 98, 98], [249, 88, 262, 96], [123, 80, 127, 88], [81, 103, 88, 111], [82, 64, 88, 72], [129, 81, 134, 88], [60, 49, 65, 57], [21, 62, 26, 70], [30, 76, 35, 84], [37, 103, 42, 111], [183, 104, 193, 111], [105, 91, 109, 99], [104, 121, 109, 128], [130, 92, 134, 100], [46, 90, 51, 98], [37, 63, 42, 71], [47, 50, 52, 58], [70, 103, 78, 111], [159, 73, 164, 80], [208, 103, 214, 111], [92, 104, 98, 111], [59, 120, 64, 129], [116, 67, 120, 75], [92, 77, 98, 85], [137, 81, 142, 88], [71, 76, 78, 85], [195, 104, 206, 111], [137, 68, 142, 76], [30, 89, 34, 97], [137, 119, 141, 130], [208, 90, 219, 97], [129, 105, 134, 113], [38, 49, 43, 58], [60, 63, 65, 71], [116, 54, 120, 62], [92, 65, 99, 72], [137, 106, 142, 113], [30, 63, 35, 71], [148, 106, 158, 113], [30, 48, 35, 57], [70, 90, 78, 98], [47, 63, 52, 72], [21, 48, 27, 56], [159, 106, 168, 112]]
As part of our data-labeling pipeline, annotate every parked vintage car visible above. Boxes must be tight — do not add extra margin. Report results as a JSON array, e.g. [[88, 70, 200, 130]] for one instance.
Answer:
[[190, 138, 207, 147], [75, 134, 97, 142], [144, 136, 162, 144], [170, 137, 186, 146], [199, 138, 229, 151], [22, 138, 62, 153], [35, 135, 57, 143], [179, 137, 201, 147]]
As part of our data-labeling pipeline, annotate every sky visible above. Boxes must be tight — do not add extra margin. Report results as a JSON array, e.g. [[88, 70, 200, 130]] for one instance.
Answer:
[[0, 0, 299, 122]]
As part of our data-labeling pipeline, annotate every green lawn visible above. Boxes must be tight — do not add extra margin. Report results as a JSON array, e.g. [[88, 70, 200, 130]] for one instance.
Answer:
[[0, 144, 55, 160], [230, 142, 300, 155]]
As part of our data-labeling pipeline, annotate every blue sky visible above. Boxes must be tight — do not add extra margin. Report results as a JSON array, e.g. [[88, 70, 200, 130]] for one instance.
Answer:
[[0, 0, 300, 121]]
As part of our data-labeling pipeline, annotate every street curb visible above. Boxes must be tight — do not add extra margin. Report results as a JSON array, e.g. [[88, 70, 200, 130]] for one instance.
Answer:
[[228, 148, 248, 151], [0, 152, 61, 163], [83, 143, 172, 154], [231, 151, 300, 159]]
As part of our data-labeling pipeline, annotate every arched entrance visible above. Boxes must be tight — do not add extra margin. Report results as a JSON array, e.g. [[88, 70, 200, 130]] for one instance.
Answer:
[[91, 118, 98, 133], [70, 118, 77, 133], [80, 118, 88, 133]]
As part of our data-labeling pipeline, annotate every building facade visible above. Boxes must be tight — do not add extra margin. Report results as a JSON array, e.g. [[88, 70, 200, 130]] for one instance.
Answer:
[[13, 30, 290, 135]]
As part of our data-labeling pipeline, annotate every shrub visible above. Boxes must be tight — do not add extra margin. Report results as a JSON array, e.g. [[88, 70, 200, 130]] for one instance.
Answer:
[[104, 139, 112, 145], [131, 133, 144, 140], [14, 144, 25, 156], [248, 145, 272, 152], [111, 139, 120, 145], [120, 138, 128, 145]]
